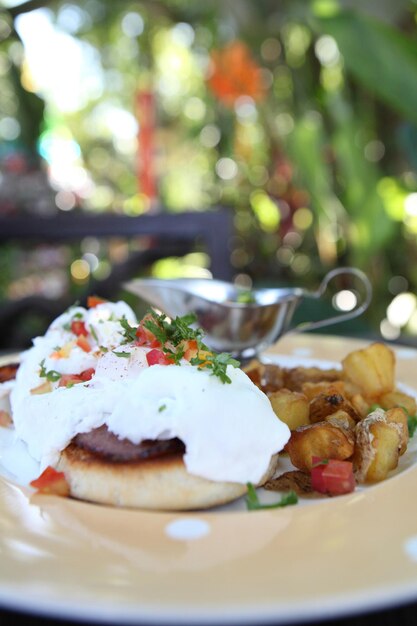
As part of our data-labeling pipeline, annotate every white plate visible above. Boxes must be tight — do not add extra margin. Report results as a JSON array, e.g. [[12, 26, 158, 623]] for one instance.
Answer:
[[1, 334, 417, 624]]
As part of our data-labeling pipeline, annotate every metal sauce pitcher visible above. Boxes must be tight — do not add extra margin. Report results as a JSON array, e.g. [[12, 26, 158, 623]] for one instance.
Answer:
[[125, 267, 372, 360]]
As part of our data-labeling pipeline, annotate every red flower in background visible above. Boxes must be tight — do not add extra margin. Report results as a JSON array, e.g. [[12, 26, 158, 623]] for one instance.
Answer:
[[207, 41, 266, 107]]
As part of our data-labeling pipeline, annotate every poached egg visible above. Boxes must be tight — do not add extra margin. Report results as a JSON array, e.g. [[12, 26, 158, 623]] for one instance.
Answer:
[[9, 300, 290, 484]]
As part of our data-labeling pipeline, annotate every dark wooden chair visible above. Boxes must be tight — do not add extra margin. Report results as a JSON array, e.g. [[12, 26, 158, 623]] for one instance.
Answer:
[[0, 208, 234, 349]]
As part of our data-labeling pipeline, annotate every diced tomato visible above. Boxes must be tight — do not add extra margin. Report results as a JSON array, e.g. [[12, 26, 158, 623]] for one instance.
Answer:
[[146, 348, 173, 366], [311, 457, 355, 496], [87, 295, 106, 308], [58, 374, 82, 387], [79, 368, 95, 381], [71, 320, 88, 336], [183, 339, 198, 361], [30, 466, 70, 497], [58, 368, 95, 387], [135, 325, 160, 348], [76, 336, 92, 353]]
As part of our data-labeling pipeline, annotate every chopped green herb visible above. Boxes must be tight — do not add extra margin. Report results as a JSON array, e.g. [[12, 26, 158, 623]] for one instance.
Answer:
[[163, 346, 185, 365], [245, 483, 298, 511], [113, 351, 131, 358], [99, 345, 109, 353], [119, 316, 138, 343], [120, 308, 240, 384], [408, 414, 417, 437], [143, 311, 205, 349], [39, 359, 62, 382], [90, 325, 99, 342], [192, 352, 240, 384], [158, 404, 167, 413]]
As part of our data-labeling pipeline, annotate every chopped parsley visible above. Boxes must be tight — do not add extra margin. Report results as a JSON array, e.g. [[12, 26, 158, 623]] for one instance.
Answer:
[[120, 308, 240, 384], [39, 359, 62, 382], [191, 352, 240, 384], [143, 310, 205, 348], [408, 414, 417, 437], [245, 483, 298, 511], [113, 351, 131, 358], [158, 404, 167, 413], [90, 325, 99, 342], [120, 316, 138, 343]]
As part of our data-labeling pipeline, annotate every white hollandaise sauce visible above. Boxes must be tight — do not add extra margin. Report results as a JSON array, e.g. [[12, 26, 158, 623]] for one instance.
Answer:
[[5, 301, 290, 485]]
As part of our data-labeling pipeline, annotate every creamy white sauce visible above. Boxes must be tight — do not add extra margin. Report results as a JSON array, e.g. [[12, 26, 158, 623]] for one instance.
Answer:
[[7, 301, 290, 485]]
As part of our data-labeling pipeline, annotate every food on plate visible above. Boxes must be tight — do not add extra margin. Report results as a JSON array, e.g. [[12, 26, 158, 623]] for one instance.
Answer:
[[2, 299, 290, 510], [342, 342, 395, 398], [285, 421, 355, 472], [268, 389, 310, 430], [246, 341, 417, 496], [310, 458, 356, 496], [354, 408, 406, 482]]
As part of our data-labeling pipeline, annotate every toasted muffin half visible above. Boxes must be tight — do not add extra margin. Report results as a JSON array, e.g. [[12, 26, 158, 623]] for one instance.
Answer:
[[57, 440, 278, 511]]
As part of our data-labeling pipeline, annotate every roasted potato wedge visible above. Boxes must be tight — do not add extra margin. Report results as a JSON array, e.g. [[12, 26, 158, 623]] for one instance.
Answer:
[[349, 393, 371, 419], [385, 406, 409, 455], [354, 409, 402, 482], [244, 361, 285, 393], [378, 390, 417, 417], [301, 380, 346, 401], [325, 410, 356, 431], [269, 389, 310, 430], [285, 421, 355, 472], [342, 343, 395, 399], [309, 388, 361, 424], [283, 366, 341, 392]]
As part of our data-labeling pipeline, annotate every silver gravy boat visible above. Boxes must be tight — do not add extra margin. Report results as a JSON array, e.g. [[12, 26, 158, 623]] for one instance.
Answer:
[[125, 267, 372, 361]]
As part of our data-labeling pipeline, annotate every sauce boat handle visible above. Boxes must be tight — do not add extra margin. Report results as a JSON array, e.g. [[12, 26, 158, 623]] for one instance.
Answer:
[[294, 267, 373, 334]]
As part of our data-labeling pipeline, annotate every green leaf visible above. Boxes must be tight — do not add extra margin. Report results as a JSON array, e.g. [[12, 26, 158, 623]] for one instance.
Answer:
[[245, 483, 298, 511], [39, 359, 62, 382], [112, 351, 131, 358], [119, 316, 138, 343], [407, 414, 417, 438], [314, 10, 417, 126]]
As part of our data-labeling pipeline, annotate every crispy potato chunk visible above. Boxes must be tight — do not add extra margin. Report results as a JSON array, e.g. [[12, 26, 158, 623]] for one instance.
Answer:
[[269, 389, 310, 430], [264, 470, 318, 497], [342, 343, 395, 399], [354, 409, 402, 482], [385, 407, 409, 455], [309, 388, 361, 424], [285, 421, 355, 472], [244, 361, 285, 394], [378, 390, 417, 417], [283, 366, 341, 392], [301, 380, 346, 401], [325, 410, 356, 431], [349, 393, 371, 419]]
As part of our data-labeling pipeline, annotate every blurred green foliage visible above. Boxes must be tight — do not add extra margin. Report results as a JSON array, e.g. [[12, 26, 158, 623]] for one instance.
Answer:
[[1, 0, 417, 344]]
